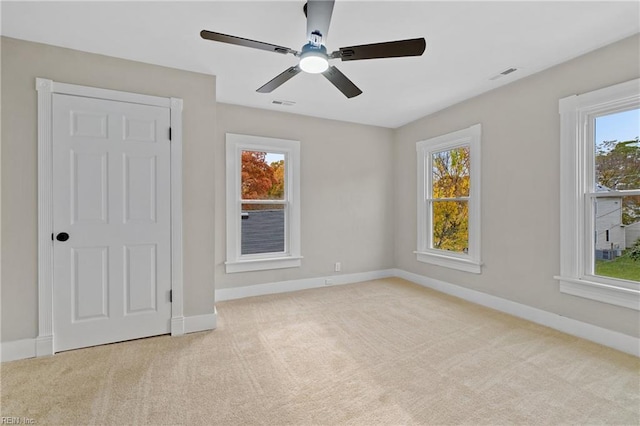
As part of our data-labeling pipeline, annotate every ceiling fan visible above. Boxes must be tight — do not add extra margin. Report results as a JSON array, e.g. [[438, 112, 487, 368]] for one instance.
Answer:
[[200, 0, 426, 98]]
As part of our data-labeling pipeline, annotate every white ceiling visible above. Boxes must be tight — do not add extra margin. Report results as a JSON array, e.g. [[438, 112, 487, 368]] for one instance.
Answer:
[[2, 1, 639, 128]]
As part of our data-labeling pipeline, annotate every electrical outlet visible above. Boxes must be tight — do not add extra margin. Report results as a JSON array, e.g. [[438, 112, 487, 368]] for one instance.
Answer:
[[325, 279, 333, 286], [334, 262, 341, 272]]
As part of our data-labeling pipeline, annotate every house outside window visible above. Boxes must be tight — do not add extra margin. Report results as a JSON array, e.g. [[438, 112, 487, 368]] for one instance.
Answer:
[[557, 79, 640, 310], [416, 124, 481, 273], [225, 133, 301, 273]]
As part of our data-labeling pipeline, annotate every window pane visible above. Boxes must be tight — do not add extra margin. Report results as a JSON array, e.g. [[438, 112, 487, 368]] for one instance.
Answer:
[[241, 151, 285, 200], [241, 204, 285, 255], [431, 146, 470, 198], [593, 195, 640, 283], [431, 200, 468, 253], [595, 108, 639, 191]]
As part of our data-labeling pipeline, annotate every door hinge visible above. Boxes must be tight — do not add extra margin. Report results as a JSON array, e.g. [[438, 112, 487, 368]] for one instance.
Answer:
[[169, 289, 173, 303], [169, 127, 172, 141]]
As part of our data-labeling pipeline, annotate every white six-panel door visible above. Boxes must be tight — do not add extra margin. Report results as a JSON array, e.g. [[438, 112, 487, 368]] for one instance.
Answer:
[[52, 94, 172, 352]]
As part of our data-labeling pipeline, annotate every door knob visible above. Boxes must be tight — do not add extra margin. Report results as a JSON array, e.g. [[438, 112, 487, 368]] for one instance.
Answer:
[[56, 232, 70, 242]]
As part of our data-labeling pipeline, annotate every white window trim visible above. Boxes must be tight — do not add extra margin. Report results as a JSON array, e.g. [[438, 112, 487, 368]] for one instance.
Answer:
[[556, 78, 640, 311], [225, 133, 302, 273], [415, 124, 482, 274]]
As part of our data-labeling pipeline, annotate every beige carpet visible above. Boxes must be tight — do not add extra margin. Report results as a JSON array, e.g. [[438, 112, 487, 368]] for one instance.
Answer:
[[1, 278, 639, 425]]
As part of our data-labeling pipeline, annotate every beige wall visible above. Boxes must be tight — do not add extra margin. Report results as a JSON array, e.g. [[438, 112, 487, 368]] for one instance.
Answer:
[[2, 33, 639, 344], [1, 37, 217, 341], [215, 103, 395, 289], [0, 37, 396, 343], [394, 34, 640, 337]]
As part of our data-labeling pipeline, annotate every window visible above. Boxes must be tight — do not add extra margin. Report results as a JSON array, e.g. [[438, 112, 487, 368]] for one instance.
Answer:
[[557, 79, 640, 310], [416, 124, 481, 273], [225, 134, 301, 273]]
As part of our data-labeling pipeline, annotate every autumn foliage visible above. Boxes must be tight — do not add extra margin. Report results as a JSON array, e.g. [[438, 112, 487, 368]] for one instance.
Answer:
[[241, 151, 285, 200], [431, 147, 470, 253]]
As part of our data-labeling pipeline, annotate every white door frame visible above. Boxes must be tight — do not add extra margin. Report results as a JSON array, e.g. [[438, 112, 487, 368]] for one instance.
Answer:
[[36, 78, 185, 356]]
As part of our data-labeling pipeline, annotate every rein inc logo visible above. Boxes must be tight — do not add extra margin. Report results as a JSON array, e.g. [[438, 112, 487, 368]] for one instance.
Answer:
[[1, 418, 36, 425]]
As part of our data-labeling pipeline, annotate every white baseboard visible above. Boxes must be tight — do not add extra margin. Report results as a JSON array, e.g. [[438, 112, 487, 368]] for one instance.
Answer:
[[184, 310, 217, 334], [215, 269, 396, 302], [2, 312, 218, 362], [393, 269, 640, 357], [4, 270, 637, 360], [1, 338, 37, 362]]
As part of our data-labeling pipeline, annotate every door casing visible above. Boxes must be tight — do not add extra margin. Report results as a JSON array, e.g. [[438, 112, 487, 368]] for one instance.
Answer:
[[36, 78, 185, 356]]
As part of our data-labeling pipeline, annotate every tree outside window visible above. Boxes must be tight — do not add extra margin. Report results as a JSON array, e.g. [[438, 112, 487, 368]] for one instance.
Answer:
[[241, 151, 285, 201]]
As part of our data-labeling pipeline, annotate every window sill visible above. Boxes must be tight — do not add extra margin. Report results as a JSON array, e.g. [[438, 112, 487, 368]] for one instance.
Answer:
[[555, 276, 640, 311], [414, 251, 482, 274], [225, 256, 303, 273]]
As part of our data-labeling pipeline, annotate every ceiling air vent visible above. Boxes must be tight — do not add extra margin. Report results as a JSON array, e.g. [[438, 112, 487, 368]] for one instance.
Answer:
[[272, 100, 296, 106], [489, 67, 519, 81]]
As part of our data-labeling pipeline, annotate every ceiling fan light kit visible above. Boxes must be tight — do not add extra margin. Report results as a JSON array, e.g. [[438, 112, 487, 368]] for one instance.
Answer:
[[201, 0, 426, 98], [299, 43, 329, 74]]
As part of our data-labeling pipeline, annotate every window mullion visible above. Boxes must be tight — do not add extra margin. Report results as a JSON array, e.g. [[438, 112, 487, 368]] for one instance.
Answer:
[[241, 199, 287, 204], [588, 190, 640, 198], [427, 196, 470, 202]]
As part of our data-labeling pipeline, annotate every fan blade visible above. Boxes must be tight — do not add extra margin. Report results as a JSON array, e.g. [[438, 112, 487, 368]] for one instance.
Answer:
[[306, 0, 335, 42], [201, 30, 297, 56], [322, 66, 362, 98], [256, 66, 302, 93], [331, 38, 426, 61]]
